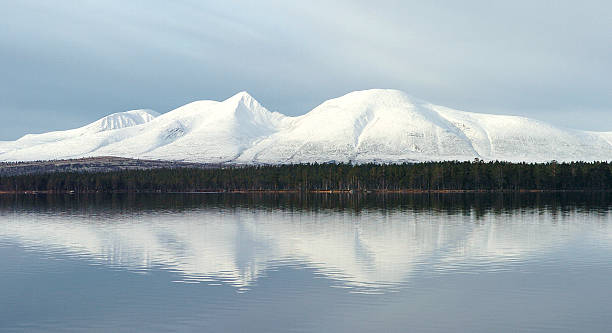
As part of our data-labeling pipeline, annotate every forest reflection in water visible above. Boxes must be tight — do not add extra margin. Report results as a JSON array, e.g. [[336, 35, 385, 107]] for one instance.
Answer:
[[2, 193, 612, 332], [2, 191, 612, 215], [2, 192, 612, 291]]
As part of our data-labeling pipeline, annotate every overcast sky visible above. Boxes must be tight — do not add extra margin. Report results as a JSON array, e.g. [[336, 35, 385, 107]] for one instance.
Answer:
[[1, 0, 610, 139]]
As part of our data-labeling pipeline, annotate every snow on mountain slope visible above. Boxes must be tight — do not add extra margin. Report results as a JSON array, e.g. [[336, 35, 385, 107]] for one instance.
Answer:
[[18, 109, 157, 145], [85, 109, 159, 132], [237, 90, 479, 163], [595, 132, 612, 146], [92, 92, 291, 162], [0, 110, 158, 160], [433, 106, 612, 162], [0, 89, 610, 163]]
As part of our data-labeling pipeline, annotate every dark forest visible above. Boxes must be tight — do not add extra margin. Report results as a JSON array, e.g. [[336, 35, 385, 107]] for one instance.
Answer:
[[1, 161, 612, 193]]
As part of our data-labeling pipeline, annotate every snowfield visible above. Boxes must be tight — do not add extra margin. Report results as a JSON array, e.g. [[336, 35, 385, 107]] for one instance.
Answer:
[[1, 89, 610, 163]]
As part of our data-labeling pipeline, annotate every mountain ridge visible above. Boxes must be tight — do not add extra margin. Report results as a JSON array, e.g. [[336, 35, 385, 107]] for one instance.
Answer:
[[1, 89, 610, 163]]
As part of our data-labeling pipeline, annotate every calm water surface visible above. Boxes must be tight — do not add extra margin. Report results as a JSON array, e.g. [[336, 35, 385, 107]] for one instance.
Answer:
[[1, 193, 612, 332]]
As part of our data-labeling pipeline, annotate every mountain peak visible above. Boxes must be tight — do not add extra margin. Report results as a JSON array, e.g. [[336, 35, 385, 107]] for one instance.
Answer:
[[2, 89, 612, 163], [87, 109, 158, 133], [330, 89, 422, 106], [225, 91, 256, 104], [220, 91, 278, 121]]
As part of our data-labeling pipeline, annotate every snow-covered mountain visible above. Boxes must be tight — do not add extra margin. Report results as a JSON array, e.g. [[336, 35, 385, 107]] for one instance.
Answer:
[[0, 109, 159, 160], [1, 89, 611, 163]]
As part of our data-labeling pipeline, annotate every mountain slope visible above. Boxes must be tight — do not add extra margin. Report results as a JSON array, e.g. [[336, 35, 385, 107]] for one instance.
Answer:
[[93, 92, 291, 162], [0, 89, 610, 163], [433, 105, 612, 162], [237, 90, 479, 163], [0, 109, 159, 160]]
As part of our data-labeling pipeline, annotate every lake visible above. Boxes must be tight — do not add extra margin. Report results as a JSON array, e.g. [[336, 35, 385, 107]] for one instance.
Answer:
[[2, 193, 612, 332]]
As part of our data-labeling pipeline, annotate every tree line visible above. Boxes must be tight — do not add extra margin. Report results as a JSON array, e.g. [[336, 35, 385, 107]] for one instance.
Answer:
[[1, 161, 612, 193]]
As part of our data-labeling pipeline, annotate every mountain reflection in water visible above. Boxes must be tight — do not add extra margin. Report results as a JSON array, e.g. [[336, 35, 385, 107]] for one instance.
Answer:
[[2, 193, 611, 294]]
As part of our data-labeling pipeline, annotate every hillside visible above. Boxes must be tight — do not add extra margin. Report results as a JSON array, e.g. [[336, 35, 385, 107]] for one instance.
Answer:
[[1, 90, 610, 163]]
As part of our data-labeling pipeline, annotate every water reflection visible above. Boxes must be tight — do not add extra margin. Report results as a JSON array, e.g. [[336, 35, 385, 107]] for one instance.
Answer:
[[2, 193, 611, 294]]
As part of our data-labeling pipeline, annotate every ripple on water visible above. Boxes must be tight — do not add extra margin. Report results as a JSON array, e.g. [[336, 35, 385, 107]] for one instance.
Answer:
[[2, 195, 612, 332]]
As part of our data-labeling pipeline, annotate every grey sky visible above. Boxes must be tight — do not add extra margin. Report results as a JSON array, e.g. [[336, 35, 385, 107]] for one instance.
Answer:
[[1, 0, 610, 140]]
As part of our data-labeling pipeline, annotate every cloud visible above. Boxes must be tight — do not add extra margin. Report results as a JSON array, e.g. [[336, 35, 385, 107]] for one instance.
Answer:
[[0, 0, 610, 139]]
